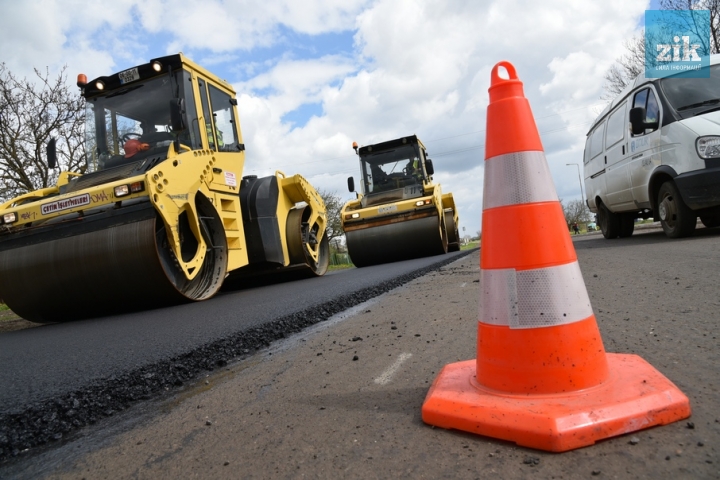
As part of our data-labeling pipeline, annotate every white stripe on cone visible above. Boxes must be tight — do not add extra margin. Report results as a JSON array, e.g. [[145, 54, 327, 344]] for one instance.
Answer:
[[481, 262, 593, 329], [483, 151, 558, 209]]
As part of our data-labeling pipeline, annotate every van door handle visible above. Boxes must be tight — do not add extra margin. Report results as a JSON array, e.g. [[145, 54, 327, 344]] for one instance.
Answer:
[[622, 145, 625, 155], [604, 156, 607, 165]]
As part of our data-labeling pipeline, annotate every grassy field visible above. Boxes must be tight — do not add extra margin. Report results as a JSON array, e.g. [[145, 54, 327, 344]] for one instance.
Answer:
[[328, 263, 353, 271], [461, 241, 480, 250]]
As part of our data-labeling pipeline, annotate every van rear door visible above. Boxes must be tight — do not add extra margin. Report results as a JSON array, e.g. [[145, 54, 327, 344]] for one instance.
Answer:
[[584, 121, 606, 211]]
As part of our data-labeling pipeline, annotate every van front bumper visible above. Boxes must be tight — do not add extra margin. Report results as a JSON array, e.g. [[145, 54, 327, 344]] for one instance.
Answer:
[[674, 164, 720, 210]]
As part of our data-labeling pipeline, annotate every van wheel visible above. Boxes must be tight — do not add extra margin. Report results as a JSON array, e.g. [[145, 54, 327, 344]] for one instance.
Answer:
[[619, 214, 635, 238], [598, 202, 620, 239], [657, 181, 696, 238]]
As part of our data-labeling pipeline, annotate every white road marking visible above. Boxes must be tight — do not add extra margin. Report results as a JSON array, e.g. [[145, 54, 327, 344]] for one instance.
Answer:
[[461, 282, 467, 288], [374, 352, 413, 385]]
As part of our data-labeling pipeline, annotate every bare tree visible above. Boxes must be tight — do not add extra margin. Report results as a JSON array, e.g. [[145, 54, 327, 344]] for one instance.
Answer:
[[661, 0, 720, 54], [0, 64, 86, 202], [318, 189, 345, 244], [561, 198, 593, 227], [603, 32, 646, 98], [603, 3, 719, 98]]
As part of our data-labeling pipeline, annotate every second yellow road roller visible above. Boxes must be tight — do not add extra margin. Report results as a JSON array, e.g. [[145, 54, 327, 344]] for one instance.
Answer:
[[341, 135, 459, 267], [0, 53, 328, 323]]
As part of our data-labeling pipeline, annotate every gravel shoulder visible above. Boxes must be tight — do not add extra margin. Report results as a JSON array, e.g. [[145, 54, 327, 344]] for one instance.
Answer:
[[3, 234, 720, 479], [0, 310, 35, 333]]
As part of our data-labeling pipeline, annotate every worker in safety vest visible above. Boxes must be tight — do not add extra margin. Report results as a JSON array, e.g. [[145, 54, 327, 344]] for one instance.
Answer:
[[406, 157, 422, 181]]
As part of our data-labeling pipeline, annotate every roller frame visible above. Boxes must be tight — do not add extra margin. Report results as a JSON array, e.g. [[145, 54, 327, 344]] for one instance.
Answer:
[[342, 163, 462, 266], [0, 151, 329, 321], [275, 171, 328, 268], [0, 53, 331, 322]]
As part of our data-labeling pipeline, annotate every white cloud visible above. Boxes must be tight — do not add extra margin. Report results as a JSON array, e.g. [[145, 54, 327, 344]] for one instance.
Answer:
[[135, 0, 371, 53], [238, 55, 356, 115], [235, 0, 649, 237], [0, 0, 651, 237]]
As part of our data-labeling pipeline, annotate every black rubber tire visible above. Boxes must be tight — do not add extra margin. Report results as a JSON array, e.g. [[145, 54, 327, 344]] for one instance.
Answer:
[[598, 201, 620, 239], [657, 181, 696, 238], [445, 210, 460, 252], [311, 235, 330, 276], [618, 214, 635, 238], [439, 221, 449, 255], [286, 207, 330, 276]]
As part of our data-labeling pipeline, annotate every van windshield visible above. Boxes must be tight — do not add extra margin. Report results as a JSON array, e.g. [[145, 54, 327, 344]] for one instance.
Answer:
[[659, 64, 720, 118]]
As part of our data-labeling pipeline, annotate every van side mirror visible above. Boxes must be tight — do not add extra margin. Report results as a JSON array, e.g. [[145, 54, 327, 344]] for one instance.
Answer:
[[629, 107, 645, 135], [425, 158, 434, 176], [347, 176, 355, 193], [170, 99, 186, 132], [47, 138, 57, 169], [629, 107, 659, 135]]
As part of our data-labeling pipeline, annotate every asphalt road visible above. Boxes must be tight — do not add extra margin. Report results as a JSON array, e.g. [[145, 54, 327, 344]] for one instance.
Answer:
[[3, 225, 720, 478], [0, 250, 471, 457]]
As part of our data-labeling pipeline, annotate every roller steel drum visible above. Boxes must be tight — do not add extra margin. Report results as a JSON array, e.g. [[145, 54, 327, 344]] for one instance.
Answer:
[[346, 215, 447, 267], [445, 209, 461, 252], [0, 200, 227, 323]]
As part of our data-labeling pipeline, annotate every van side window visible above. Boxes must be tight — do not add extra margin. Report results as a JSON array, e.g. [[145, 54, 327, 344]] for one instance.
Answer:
[[605, 103, 626, 148], [633, 89, 647, 110], [646, 92, 659, 125], [632, 88, 660, 136], [589, 123, 605, 159]]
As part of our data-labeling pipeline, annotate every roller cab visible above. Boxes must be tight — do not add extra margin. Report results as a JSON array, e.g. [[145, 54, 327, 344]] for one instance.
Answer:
[[0, 54, 328, 322], [341, 135, 459, 267]]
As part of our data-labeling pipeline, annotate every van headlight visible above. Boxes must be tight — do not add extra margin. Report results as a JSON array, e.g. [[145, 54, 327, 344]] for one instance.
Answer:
[[696, 136, 720, 159]]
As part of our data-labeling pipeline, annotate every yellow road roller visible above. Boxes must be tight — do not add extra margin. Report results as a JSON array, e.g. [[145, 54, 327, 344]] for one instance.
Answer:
[[341, 135, 459, 267], [0, 54, 328, 322]]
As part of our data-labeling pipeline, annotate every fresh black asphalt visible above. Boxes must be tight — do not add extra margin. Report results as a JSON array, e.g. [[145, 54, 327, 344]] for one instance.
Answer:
[[0, 249, 474, 461]]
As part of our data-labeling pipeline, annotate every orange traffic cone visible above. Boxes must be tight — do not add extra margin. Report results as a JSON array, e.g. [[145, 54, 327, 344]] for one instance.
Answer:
[[421, 61, 691, 452]]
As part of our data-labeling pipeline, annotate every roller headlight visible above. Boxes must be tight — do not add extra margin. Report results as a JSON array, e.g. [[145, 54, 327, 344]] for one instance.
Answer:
[[2, 212, 18, 224], [114, 181, 145, 198], [696, 136, 720, 159], [114, 185, 130, 197]]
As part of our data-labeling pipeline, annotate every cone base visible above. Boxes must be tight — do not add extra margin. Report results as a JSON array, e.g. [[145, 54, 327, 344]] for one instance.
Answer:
[[421, 354, 691, 452]]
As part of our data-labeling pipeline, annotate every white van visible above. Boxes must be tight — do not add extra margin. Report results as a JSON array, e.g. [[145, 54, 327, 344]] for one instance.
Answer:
[[584, 54, 720, 239]]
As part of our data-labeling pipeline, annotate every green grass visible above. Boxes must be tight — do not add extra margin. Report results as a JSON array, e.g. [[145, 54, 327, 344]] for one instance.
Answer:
[[328, 263, 354, 271], [0, 304, 10, 312], [461, 241, 480, 250]]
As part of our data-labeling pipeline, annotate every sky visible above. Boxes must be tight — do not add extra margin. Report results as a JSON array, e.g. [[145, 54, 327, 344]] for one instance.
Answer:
[[0, 0, 657, 238]]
